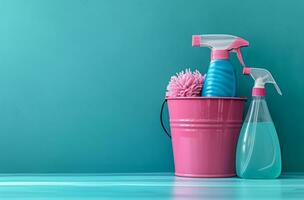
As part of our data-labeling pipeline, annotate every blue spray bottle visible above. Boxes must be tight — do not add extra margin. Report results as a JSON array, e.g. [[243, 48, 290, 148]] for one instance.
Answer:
[[192, 34, 249, 96], [236, 67, 282, 179]]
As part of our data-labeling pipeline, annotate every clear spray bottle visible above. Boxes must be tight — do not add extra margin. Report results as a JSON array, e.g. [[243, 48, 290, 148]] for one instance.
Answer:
[[236, 67, 282, 179]]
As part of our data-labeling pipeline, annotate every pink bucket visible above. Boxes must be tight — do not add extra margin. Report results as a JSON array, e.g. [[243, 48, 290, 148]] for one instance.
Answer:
[[163, 97, 246, 178]]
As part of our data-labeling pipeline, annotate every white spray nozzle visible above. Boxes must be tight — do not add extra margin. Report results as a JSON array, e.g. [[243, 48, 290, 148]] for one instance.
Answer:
[[192, 34, 249, 67], [192, 34, 248, 50], [243, 67, 282, 95]]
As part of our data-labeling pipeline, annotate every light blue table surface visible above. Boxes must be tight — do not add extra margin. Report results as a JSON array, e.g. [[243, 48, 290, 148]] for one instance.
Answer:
[[0, 173, 303, 199]]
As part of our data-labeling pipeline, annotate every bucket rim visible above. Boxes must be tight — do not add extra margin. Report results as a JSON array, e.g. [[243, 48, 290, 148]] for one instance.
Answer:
[[165, 96, 247, 101]]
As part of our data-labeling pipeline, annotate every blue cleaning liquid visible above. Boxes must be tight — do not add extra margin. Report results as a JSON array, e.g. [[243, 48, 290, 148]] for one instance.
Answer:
[[236, 122, 282, 179], [202, 59, 237, 97]]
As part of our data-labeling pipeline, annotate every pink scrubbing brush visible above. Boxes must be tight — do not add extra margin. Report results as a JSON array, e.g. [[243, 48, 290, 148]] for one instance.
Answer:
[[166, 69, 205, 97]]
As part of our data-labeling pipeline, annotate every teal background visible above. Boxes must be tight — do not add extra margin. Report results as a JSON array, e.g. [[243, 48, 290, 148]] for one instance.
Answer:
[[0, 0, 302, 173]]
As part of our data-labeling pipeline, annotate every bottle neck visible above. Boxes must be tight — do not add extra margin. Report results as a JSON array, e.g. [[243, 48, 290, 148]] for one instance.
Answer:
[[211, 50, 229, 60], [252, 95, 265, 100]]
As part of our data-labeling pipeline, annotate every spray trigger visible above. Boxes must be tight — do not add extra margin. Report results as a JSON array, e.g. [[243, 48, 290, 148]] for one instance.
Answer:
[[233, 48, 246, 67], [274, 83, 282, 96]]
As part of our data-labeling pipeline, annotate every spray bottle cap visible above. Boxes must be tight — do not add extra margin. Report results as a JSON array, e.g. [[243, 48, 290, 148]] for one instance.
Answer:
[[192, 34, 249, 67], [243, 67, 282, 96]]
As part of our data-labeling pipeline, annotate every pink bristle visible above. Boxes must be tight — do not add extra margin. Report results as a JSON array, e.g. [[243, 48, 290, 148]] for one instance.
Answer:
[[166, 69, 205, 97]]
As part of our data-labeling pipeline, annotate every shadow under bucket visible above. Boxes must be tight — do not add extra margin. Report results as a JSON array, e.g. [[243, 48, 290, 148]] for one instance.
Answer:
[[165, 97, 246, 178]]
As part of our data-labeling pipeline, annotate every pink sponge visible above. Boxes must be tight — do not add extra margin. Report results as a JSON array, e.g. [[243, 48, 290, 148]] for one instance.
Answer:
[[166, 69, 205, 97]]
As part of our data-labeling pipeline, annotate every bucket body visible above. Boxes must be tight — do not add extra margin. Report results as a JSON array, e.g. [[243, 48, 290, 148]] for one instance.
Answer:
[[167, 97, 246, 178]]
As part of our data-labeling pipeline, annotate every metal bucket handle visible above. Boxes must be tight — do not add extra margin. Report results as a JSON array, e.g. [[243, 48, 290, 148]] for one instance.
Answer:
[[160, 99, 171, 138]]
